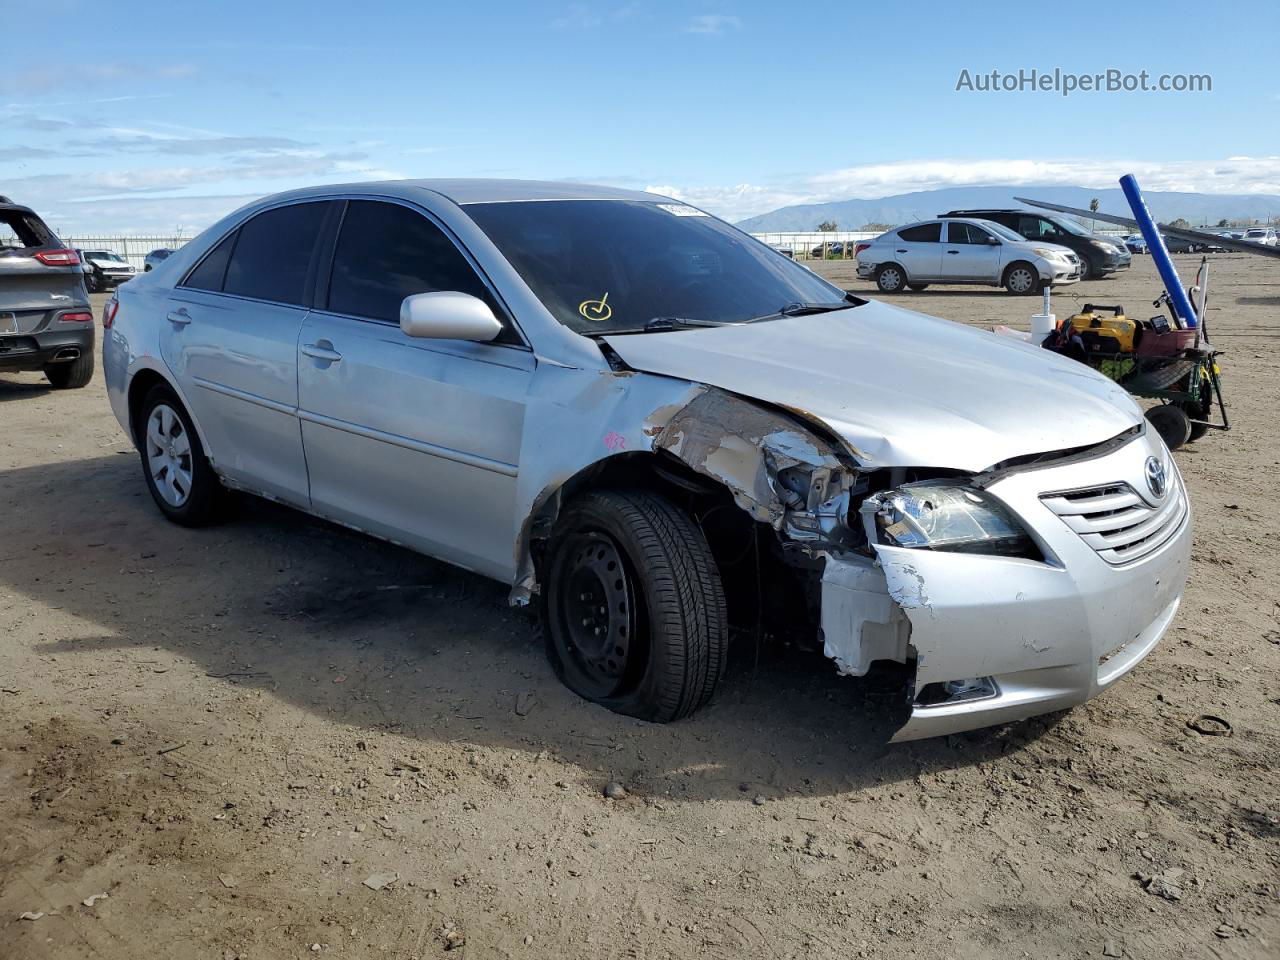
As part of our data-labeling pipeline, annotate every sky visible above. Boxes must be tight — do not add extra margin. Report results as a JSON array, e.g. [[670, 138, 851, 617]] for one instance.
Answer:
[[3, 0, 1278, 235]]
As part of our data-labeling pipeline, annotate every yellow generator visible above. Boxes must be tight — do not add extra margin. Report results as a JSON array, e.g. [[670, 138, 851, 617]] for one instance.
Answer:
[[1061, 303, 1138, 354]]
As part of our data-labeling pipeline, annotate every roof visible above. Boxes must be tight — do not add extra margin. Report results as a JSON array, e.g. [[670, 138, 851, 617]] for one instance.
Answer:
[[267, 179, 671, 206]]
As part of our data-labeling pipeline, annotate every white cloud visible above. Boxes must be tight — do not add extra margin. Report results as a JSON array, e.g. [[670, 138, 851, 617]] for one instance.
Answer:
[[647, 156, 1280, 221], [685, 14, 742, 34]]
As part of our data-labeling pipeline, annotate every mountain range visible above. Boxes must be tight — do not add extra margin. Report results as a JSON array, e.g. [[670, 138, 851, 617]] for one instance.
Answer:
[[735, 185, 1280, 232]]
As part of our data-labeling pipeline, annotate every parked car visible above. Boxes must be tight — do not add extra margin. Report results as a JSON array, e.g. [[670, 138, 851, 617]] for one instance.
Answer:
[[1243, 227, 1277, 246], [104, 180, 1190, 741], [77, 248, 136, 292], [766, 241, 795, 258], [1123, 235, 1148, 254], [0, 196, 96, 388], [940, 208, 1131, 280], [809, 240, 844, 257], [144, 248, 175, 271], [855, 217, 1080, 294]]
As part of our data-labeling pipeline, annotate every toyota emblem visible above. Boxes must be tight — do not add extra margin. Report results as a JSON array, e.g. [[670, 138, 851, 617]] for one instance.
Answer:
[[1145, 456, 1168, 499]]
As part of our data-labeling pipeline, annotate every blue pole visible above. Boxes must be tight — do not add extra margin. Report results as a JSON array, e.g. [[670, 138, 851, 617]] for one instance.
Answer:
[[1119, 174, 1197, 328]]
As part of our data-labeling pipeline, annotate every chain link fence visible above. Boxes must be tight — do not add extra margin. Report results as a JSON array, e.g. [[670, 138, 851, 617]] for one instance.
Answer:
[[61, 235, 192, 272]]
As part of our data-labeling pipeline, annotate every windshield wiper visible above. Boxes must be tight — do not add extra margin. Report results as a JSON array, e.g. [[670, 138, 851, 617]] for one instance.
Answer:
[[747, 294, 862, 324]]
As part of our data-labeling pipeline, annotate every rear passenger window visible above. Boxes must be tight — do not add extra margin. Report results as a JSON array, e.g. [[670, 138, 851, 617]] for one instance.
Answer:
[[222, 202, 329, 305], [327, 200, 506, 332], [898, 223, 941, 243], [182, 231, 236, 292]]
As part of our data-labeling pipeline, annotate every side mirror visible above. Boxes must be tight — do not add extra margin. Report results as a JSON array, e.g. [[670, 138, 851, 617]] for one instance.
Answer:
[[986, 236, 1001, 245], [400, 291, 503, 342]]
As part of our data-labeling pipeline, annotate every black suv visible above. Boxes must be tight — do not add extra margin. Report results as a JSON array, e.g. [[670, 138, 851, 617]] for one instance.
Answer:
[[939, 208, 1131, 281], [0, 196, 96, 388]]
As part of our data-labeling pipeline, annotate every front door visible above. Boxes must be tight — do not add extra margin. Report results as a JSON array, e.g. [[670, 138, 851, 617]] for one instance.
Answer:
[[297, 199, 534, 581], [159, 201, 333, 506], [940, 221, 1003, 281]]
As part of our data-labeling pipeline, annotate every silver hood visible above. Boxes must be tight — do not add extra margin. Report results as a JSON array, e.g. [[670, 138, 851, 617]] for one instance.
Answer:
[[605, 300, 1142, 473]]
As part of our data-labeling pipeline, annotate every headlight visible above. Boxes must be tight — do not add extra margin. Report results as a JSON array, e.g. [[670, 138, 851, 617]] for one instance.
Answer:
[[1091, 239, 1111, 249], [1031, 247, 1065, 260], [864, 482, 1040, 558]]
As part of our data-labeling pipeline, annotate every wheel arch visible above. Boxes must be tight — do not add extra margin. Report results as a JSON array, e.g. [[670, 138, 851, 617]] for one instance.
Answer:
[[125, 364, 215, 460]]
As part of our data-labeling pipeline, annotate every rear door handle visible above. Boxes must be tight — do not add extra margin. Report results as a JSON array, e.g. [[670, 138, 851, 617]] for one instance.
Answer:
[[895, 248, 907, 253], [301, 341, 343, 364], [946, 249, 960, 254], [166, 308, 191, 326]]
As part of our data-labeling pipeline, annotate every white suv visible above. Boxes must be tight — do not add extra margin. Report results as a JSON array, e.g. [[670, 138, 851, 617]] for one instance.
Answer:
[[856, 218, 1081, 294], [1243, 227, 1277, 246]]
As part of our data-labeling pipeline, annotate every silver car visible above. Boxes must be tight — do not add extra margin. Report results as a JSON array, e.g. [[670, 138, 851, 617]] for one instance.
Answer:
[[103, 180, 1190, 740], [856, 217, 1080, 294]]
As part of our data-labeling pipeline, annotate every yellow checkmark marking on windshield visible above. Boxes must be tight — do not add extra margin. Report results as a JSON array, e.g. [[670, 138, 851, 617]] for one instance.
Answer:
[[579, 292, 611, 323]]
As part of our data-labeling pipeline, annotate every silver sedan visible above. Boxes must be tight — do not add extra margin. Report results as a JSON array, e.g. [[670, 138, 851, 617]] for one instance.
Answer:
[[103, 180, 1190, 740]]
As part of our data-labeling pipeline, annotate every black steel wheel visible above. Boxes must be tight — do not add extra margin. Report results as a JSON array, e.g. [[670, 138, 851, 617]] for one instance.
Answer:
[[542, 489, 728, 722], [555, 530, 639, 699]]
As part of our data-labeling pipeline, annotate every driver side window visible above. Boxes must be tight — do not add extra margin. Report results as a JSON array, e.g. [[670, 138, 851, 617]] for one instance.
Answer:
[[326, 200, 519, 344]]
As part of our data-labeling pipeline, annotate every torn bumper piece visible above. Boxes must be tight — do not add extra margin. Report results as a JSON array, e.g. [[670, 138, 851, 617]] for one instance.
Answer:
[[820, 433, 1192, 741]]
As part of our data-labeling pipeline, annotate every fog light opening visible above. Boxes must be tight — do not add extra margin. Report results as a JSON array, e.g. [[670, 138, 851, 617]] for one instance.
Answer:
[[915, 676, 999, 708]]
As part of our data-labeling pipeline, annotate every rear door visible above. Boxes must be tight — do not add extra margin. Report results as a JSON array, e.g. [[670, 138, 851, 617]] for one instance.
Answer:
[[297, 198, 533, 580], [940, 221, 1002, 281], [892, 222, 943, 280], [160, 200, 335, 506]]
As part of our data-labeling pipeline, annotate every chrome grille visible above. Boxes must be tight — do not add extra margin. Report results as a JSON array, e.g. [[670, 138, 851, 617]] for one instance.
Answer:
[[1040, 472, 1187, 565]]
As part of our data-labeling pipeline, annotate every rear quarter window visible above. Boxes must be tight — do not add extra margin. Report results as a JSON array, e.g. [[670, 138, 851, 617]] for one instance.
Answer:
[[0, 210, 56, 251]]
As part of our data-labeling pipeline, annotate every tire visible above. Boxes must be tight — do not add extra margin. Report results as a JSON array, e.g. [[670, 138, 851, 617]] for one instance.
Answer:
[[1145, 404, 1191, 451], [144, 264, 152, 272], [1004, 261, 1042, 295], [907, 283, 930, 291], [541, 489, 729, 723], [85, 273, 100, 293], [137, 384, 229, 526], [876, 264, 906, 293], [44, 350, 94, 389], [1077, 258, 1092, 281]]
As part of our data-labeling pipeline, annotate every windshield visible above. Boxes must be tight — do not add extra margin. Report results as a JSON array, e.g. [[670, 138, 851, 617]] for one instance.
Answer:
[[1054, 217, 1094, 237], [85, 250, 122, 261], [464, 199, 849, 334]]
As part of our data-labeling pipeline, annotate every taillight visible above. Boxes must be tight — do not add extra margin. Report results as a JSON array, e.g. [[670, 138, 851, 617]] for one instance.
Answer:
[[59, 311, 93, 324], [103, 298, 120, 329], [34, 249, 81, 266], [854, 242, 871, 258]]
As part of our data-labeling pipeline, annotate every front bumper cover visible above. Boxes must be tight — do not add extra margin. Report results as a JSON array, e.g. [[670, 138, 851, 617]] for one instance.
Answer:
[[820, 428, 1191, 741]]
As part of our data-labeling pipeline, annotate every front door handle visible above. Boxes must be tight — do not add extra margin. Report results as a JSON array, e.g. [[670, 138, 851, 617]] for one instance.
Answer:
[[166, 308, 191, 326], [946, 249, 961, 254], [301, 341, 343, 364], [895, 248, 908, 253]]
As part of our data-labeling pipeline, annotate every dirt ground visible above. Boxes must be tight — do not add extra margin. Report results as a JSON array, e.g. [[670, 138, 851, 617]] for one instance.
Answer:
[[2, 253, 1277, 959]]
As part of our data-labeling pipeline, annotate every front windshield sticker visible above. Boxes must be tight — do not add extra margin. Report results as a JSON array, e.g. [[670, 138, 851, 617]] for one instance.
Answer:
[[578, 293, 612, 323], [656, 204, 708, 217]]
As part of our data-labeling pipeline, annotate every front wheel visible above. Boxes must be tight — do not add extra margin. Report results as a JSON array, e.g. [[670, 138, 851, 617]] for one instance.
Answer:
[[137, 384, 229, 526], [907, 283, 930, 291], [1004, 262, 1042, 295], [1077, 258, 1092, 281], [541, 489, 729, 723]]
